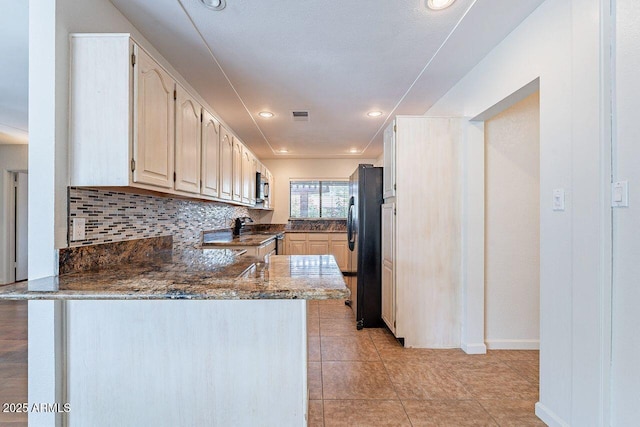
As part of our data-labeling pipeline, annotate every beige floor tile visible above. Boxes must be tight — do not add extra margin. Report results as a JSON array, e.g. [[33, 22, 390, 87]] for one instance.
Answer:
[[307, 303, 320, 319], [323, 400, 411, 427], [322, 361, 397, 400], [320, 317, 364, 337], [309, 336, 322, 362], [308, 400, 324, 427], [505, 360, 539, 385], [321, 335, 380, 361], [448, 362, 539, 400], [319, 304, 354, 319], [308, 317, 320, 337], [308, 362, 323, 400], [490, 350, 539, 362], [402, 399, 498, 426], [318, 299, 349, 307], [479, 399, 546, 426], [384, 360, 471, 400]]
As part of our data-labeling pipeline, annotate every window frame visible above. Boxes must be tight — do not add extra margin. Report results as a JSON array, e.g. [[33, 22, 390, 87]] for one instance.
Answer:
[[289, 179, 349, 220]]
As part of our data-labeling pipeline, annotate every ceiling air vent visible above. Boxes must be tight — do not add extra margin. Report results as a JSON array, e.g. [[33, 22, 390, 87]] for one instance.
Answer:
[[291, 111, 310, 122]]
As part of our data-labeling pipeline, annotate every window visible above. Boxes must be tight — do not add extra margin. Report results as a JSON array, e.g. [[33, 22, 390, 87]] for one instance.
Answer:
[[290, 180, 349, 219]]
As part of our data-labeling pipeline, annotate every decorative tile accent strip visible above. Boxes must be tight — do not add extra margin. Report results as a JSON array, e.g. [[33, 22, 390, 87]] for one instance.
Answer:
[[68, 187, 254, 249], [285, 219, 347, 232], [59, 236, 173, 274]]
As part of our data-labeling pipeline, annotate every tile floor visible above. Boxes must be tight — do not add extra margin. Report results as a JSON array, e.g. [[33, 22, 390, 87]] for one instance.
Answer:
[[0, 299, 544, 426], [308, 299, 545, 426]]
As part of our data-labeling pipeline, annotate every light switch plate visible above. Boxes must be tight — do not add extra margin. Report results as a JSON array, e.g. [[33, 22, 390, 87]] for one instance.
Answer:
[[72, 218, 86, 241], [612, 181, 629, 207], [553, 189, 565, 211]]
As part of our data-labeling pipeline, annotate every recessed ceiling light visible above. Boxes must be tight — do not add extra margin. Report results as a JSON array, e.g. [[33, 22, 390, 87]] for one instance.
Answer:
[[258, 111, 274, 118], [427, 0, 456, 10], [349, 148, 360, 153], [367, 111, 383, 117], [200, 0, 226, 11], [278, 148, 289, 153]]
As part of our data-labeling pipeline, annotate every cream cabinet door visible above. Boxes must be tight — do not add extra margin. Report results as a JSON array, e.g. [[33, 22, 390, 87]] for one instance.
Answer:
[[265, 169, 273, 209], [201, 110, 220, 198], [232, 138, 243, 202], [286, 233, 307, 255], [383, 121, 396, 199], [289, 241, 308, 255], [381, 203, 396, 333], [219, 126, 233, 200], [133, 46, 175, 188], [329, 235, 349, 271], [175, 85, 202, 194], [308, 234, 329, 255], [241, 146, 253, 205]]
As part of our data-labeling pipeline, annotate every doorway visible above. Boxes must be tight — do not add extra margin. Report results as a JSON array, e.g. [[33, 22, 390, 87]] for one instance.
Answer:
[[14, 172, 28, 281], [483, 92, 540, 350]]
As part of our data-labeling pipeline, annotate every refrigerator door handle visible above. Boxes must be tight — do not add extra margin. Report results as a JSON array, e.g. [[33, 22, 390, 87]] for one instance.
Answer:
[[347, 197, 355, 250]]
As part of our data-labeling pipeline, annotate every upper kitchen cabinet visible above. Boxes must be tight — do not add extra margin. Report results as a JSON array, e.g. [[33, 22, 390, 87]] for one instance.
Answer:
[[133, 46, 176, 189], [265, 169, 274, 210], [69, 33, 267, 208], [174, 84, 202, 194], [241, 146, 253, 205], [201, 110, 220, 198], [70, 34, 176, 190], [219, 125, 234, 201], [383, 121, 396, 199], [232, 138, 243, 203]]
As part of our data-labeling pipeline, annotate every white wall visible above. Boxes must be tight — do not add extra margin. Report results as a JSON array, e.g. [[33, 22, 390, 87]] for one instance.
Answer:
[[262, 158, 375, 224], [484, 92, 540, 349], [611, 0, 640, 424], [427, 0, 610, 425], [0, 144, 28, 284]]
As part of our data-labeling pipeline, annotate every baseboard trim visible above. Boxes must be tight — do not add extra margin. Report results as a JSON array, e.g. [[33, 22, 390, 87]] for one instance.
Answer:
[[535, 402, 570, 427], [485, 339, 539, 350], [461, 342, 487, 354]]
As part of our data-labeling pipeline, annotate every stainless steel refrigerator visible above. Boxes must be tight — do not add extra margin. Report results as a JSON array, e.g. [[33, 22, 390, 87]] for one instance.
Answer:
[[346, 164, 383, 329]]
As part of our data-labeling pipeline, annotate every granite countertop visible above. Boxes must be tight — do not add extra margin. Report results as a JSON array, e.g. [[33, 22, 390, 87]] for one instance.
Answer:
[[0, 250, 349, 301], [283, 230, 347, 234], [202, 230, 282, 247]]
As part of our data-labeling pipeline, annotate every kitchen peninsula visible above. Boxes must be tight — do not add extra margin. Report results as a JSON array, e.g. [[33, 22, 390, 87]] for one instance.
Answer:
[[0, 238, 348, 426]]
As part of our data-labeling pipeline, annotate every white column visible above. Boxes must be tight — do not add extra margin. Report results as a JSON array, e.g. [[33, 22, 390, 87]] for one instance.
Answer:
[[28, 1, 64, 426]]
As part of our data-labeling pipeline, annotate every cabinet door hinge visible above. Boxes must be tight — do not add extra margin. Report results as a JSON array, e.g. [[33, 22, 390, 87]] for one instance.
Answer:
[[393, 183, 396, 190], [173, 172, 177, 182], [131, 159, 136, 172], [200, 112, 203, 122], [131, 53, 136, 67], [173, 89, 177, 100], [393, 124, 397, 132], [394, 208, 397, 215]]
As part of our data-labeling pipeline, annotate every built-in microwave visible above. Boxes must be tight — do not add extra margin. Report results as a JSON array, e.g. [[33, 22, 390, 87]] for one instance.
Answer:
[[256, 172, 270, 203]]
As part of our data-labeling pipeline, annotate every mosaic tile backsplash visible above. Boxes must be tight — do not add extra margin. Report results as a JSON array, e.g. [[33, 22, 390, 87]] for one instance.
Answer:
[[68, 187, 255, 250]]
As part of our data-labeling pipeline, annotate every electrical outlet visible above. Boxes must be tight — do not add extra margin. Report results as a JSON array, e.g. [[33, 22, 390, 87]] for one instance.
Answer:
[[72, 218, 86, 241]]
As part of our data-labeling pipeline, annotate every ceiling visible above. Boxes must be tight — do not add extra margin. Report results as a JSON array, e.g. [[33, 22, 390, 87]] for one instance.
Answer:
[[0, 0, 28, 145], [0, 0, 546, 154]]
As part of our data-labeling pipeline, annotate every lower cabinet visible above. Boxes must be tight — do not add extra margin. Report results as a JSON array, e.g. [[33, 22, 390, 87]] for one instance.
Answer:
[[381, 203, 396, 334], [284, 233, 348, 271]]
